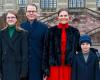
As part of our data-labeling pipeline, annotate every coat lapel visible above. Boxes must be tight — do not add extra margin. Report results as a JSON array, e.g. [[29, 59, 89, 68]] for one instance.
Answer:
[[11, 30, 20, 42], [79, 52, 86, 64], [56, 27, 61, 53], [66, 27, 73, 51], [87, 51, 93, 64], [79, 51, 92, 64], [2, 29, 20, 51], [28, 20, 38, 34]]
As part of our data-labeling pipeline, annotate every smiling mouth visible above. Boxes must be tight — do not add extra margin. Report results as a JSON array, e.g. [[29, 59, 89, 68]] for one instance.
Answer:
[[83, 48, 88, 50], [8, 21, 14, 22]]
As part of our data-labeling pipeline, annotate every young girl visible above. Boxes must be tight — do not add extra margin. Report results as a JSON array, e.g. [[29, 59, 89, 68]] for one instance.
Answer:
[[0, 10, 28, 80], [72, 34, 100, 80]]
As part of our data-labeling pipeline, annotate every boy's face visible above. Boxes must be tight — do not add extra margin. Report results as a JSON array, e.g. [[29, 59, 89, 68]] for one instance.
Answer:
[[73, 22, 79, 27], [81, 42, 90, 54]]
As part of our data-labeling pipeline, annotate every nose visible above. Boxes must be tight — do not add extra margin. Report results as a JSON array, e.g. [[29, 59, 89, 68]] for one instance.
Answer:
[[30, 12, 34, 14]]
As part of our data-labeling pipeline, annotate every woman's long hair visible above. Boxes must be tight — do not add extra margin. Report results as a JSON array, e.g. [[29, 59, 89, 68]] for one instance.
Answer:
[[2, 10, 24, 31]]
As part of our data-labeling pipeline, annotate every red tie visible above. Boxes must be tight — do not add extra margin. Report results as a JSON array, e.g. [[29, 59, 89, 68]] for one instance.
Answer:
[[57, 23, 69, 65]]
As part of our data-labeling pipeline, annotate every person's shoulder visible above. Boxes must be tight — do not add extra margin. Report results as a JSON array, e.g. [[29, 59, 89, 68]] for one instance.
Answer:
[[21, 20, 28, 25], [90, 48, 98, 53], [69, 26, 80, 36], [17, 27, 28, 33], [37, 20, 48, 28], [0, 27, 8, 36], [49, 25, 57, 29], [74, 52, 81, 61], [90, 48, 100, 58], [20, 20, 29, 28], [1, 27, 7, 31], [49, 25, 57, 32], [69, 25, 79, 32], [76, 51, 82, 57], [18, 28, 28, 37]]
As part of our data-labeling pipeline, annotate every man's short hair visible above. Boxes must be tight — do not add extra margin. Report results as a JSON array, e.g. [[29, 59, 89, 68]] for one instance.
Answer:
[[26, 4, 38, 11]]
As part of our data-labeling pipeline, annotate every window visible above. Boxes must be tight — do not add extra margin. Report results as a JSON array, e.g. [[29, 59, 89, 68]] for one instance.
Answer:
[[0, 0, 4, 11], [40, 0, 57, 10], [68, 0, 85, 8], [18, 0, 27, 8], [0, 0, 3, 5], [18, 0, 27, 5], [96, 0, 100, 10], [96, 0, 100, 7]]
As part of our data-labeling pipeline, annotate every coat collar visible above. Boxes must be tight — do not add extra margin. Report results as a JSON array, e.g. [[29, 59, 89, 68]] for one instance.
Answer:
[[2, 28, 20, 51], [26, 19, 37, 26], [25, 19, 38, 32], [57, 23, 69, 29], [79, 51, 93, 64]]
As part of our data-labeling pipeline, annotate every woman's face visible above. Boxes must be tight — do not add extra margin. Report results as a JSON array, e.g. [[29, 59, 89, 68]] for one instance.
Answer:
[[58, 11, 69, 24], [6, 13, 17, 25]]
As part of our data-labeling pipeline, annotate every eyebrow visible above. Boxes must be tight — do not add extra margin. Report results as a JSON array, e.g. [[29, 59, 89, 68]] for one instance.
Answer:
[[59, 14, 68, 16]]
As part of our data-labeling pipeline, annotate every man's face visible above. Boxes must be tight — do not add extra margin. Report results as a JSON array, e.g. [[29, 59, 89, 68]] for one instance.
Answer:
[[26, 5, 37, 21], [81, 42, 90, 53]]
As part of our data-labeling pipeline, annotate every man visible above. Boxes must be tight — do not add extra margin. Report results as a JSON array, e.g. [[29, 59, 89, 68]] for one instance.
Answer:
[[21, 4, 48, 80]]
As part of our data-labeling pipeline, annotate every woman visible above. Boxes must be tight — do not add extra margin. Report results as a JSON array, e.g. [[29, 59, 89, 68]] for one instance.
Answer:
[[0, 10, 28, 80], [43, 8, 80, 80]]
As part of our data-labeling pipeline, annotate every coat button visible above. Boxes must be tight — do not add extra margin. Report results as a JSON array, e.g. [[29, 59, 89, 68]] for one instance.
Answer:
[[4, 51, 6, 55], [29, 55, 31, 58]]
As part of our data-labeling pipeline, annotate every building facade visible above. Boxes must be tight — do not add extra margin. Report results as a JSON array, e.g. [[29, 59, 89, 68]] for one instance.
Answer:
[[0, 0, 100, 51], [0, 0, 100, 16]]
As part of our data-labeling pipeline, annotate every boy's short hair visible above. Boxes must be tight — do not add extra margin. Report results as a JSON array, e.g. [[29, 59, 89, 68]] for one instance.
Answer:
[[72, 18, 80, 23], [79, 34, 92, 45]]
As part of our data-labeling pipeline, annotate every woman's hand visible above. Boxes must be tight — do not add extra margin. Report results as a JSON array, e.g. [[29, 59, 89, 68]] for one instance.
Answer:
[[43, 75, 48, 80]]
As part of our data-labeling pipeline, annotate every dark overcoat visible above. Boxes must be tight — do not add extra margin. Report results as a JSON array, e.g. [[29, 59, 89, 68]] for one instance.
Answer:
[[72, 48, 100, 80], [0, 28, 28, 80], [21, 20, 48, 80]]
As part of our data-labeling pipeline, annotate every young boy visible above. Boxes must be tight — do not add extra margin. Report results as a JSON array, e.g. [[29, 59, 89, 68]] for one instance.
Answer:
[[72, 34, 100, 80], [72, 18, 80, 28]]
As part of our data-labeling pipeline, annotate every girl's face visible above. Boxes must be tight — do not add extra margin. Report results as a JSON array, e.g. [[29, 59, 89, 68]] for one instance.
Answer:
[[6, 13, 17, 26], [81, 42, 90, 54], [58, 11, 69, 24]]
